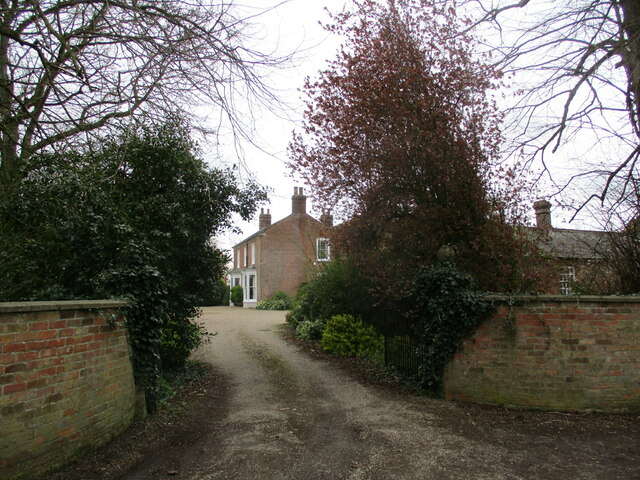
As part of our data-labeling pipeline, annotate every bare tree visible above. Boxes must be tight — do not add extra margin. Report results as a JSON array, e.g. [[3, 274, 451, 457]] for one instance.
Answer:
[[461, 0, 640, 213], [0, 0, 287, 193]]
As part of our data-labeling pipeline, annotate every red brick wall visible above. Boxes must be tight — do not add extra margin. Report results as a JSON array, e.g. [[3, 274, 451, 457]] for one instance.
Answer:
[[0, 301, 136, 480], [257, 214, 325, 301], [443, 296, 640, 412]]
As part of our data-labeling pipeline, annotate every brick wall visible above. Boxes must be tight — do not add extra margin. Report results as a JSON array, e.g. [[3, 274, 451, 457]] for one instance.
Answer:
[[0, 301, 136, 480], [257, 214, 325, 301], [443, 296, 640, 412]]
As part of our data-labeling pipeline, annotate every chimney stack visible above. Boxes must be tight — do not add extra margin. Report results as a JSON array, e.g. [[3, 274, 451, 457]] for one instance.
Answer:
[[292, 187, 307, 215], [533, 200, 552, 229], [320, 210, 333, 228], [259, 208, 271, 229]]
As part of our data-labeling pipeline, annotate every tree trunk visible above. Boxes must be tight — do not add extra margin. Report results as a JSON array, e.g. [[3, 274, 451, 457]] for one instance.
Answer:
[[620, 0, 640, 137], [0, 5, 20, 197]]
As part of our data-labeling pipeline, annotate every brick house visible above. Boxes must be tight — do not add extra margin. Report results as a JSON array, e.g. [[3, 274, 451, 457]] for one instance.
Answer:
[[531, 200, 610, 294], [229, 188, 333, 307]]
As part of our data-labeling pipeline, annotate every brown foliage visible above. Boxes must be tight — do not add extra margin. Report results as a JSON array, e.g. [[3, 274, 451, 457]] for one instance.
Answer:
[[289, 0, 537, 293]]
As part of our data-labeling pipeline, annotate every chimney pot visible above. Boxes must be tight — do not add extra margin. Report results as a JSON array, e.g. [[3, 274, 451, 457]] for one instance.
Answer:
[[533, 200, 552, 229], [259, 207, 272, 229], [320, 210, 333, 228], [292, 186, 307, 215]]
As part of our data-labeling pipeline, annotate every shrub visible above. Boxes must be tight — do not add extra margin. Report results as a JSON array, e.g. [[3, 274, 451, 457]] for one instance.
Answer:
[[159, 316, 211, 370], [321, 314, 383, 358], [287, 258, 373, 326], [295, 319, 326, 341], [256, 298, 287, 310], [256, 291, 292, 310], [272, 290, 293, 309], [200, 279, 228, 306], [0, 120, 266, 412], [222, 284, 230, 306], [230, 285, 243, 305], [409, 262, 493, 393], [285, 308, 304, 329]]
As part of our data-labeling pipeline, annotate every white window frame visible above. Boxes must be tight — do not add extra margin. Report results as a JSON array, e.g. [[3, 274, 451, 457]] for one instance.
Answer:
[[249, 274, 255, 300], [316, 238, 330, 262], [244, 244, 248, 267], [244, 273, 256, 301], [560, 266, 576, 295], [251, 242, 256, 266]]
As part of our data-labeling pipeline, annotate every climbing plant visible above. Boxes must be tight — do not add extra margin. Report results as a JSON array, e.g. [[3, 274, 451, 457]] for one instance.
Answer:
[[409, 262, 494, 393], [0, 118, 266, 410]]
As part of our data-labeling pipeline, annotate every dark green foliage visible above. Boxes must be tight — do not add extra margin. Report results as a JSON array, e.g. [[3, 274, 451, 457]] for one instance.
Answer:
[[295, 319, 326, 341], [222, 284, 231, 306], [0, 119, 265, 411], [230, 285, 243, 306], [256, 290, 293, 310], [200, 279, 229, 306], [321, 314, 384, 358], [159, 317, 212, 370], [273, 290, 294, 309], [409, 262, 494, 393], [287, 258, 372, 326], [285, 309, 304, 329]]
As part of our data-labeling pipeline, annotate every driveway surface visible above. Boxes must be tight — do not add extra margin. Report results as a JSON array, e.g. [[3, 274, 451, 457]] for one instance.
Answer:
[[47, 306, 640, 480]]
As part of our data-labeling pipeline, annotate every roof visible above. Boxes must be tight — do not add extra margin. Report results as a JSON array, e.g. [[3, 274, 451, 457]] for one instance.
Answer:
[[232, 212, 323, 249], [532, 227, 610, 260]]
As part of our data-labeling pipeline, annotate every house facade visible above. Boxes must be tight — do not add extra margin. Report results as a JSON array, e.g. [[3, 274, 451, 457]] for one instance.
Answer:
[[229, 187, 332, 307], [531, 200, 610, 294]]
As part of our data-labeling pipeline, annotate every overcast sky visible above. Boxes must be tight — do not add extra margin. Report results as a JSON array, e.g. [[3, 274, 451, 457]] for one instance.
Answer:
[[211, 0, 612, 256], [211, 0, 348, 252]]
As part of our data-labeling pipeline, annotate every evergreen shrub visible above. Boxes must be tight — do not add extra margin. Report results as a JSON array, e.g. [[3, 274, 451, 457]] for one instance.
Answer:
[[410, 262, 493, 392], [256, 291, 293, 310], [230, 285, 243, 305], [321, 314, 383, 358], [295, 319, 326, 341]]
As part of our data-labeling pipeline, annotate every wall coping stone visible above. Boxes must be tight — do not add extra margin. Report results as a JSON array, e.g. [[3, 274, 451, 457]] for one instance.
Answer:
[[0, 299, 128, 313], [485, 294, 640, 304]]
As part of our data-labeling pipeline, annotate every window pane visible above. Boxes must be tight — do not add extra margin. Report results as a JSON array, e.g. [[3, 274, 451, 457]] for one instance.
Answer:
[[316, 238, 330, 261], [249, 275, 255, 300], [560, 266, 576, 295]]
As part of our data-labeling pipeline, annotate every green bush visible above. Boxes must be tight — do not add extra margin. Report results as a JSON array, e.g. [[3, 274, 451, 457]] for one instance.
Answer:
[[230, 285, 243, 305], [287, 258, 373, 329], [300, 262, 351, 320], [0, 120, 267, 413], [222, 284, 230, 306], [272, 290, 293, 308], [409, 262, 493, 393], [256, 298, 287, 310], [295, 319, 326, 341], [200, 279, 228, 306], [321, 314, 383, 358], [256, 291, 292, 310], [285, 308, 305, 329], [159, 316, 211, 370]]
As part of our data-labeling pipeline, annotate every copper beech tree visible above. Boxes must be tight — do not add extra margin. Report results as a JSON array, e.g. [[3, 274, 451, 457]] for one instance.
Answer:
[[289, 0, 539, 294]]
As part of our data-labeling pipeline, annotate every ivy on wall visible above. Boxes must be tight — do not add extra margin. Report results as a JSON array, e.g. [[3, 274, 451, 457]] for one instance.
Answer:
[[409, 262, 494, 392]]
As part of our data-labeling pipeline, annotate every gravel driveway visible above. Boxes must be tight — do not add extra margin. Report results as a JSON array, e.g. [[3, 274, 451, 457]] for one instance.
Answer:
[[46, 306, 640, 480]]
